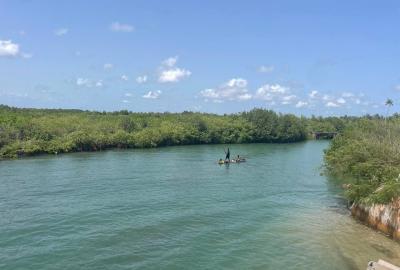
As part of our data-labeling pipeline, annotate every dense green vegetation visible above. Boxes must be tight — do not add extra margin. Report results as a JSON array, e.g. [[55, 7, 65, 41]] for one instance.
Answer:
[[0, 105, 317, 159], [325, 117, 400, 204]]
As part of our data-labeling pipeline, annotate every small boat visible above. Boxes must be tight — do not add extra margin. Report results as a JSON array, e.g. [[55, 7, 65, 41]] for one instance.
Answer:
[[231, 158, 246, 163], [218, 158, 246, 164]]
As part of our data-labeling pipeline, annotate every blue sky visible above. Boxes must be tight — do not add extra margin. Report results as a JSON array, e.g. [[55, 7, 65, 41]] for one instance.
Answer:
[[1, 0, 400, 115]]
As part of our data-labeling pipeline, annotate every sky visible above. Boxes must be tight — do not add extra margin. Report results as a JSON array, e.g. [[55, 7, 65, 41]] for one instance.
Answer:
[[1, 0, 400, 115]]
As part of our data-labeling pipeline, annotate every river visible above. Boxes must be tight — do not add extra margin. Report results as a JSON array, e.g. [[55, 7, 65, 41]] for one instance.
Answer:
[[1, 141, 399, 269]]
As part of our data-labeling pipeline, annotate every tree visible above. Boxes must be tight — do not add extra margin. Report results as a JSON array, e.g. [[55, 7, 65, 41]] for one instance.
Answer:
[[385, 98, 394, 118], [385, 98, 394, 128]]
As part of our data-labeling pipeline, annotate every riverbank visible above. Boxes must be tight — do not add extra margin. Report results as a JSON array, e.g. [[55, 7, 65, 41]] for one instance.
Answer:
[[0, 105, 355, 160], [351, 200, 400, 241], [325, 118, 400, 241]]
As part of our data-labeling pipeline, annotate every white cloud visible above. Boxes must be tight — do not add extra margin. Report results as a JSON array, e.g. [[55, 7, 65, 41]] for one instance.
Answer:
[[0, 40, 19, 57], [282, 95, 297, 102], [261, 84, 287, 93], [255, 84, 288, 101], [322, 94, 332, 101], [122, 100, 129, 103], [337, 97, 346, 104], [342, 92, 355, 98], [143, 90, 161, 99], [201, 89, 219, 99], [124, 93, 132, 97], [309, 90, 318, 98], [238, 93, 252, 100], [200, 78, 252, 101], [0, 40, 31, 59], [103, 63, 113, 70], [326, 101, 339, 108], [110, 22, 134, 32], [159, 68, 191, 83], [307, 90, 373, 109], [76, 78, 103, 88], [281, 94, 297, 105], [76, 78, 90, 86], [295, 101, 308, 108], [54, 28, 68, 36], [121, 75, 129, 81], [95, 80, 103, 87], [162, 56, 178, 67], [258, 65, 274, 73], [340, 92, 367, 106], [136, 75, 148, 84], [158, 56, 191, 83]]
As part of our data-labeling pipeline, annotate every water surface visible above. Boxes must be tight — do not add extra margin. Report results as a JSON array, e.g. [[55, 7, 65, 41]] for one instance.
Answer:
[[1, 141, 400, 269]]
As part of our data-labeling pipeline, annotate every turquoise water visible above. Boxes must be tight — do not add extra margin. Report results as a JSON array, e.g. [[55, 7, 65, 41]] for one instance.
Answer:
[[1, 141, 400, 269]]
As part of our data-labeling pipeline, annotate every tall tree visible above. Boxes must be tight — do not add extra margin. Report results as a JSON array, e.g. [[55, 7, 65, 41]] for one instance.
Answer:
[[385, 98, 394, 122]]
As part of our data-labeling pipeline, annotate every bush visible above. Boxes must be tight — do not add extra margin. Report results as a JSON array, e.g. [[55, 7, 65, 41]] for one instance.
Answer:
[[325, 119, 400, 204]]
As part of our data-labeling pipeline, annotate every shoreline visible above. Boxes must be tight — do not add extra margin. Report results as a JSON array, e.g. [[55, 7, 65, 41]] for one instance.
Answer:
[[0, 139, 323, 161], [351, 200, 400, 242]]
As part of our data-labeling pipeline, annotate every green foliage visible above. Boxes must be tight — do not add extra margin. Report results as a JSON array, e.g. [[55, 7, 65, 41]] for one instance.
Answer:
[[241, 109, 307, 142], [0, 106, 312, 159], [324, 119, 400, 204]]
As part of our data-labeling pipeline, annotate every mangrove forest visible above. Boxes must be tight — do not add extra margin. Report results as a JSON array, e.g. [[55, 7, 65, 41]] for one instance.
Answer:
[[0, 104, 357, 159]]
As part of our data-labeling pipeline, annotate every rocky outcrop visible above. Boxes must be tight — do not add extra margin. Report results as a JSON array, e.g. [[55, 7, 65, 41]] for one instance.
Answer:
[[351, 199, 400, 241], [367, 259, 400, 270]]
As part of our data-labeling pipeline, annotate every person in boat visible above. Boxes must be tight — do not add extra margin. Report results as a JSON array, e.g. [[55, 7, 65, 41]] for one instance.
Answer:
[[235, 155, 246, 162], [218, 158, 224, 164], [224, 147, 230, 162]]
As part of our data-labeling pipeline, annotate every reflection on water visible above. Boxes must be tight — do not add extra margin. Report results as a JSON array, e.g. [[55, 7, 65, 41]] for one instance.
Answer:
[[0, 141, 399, 270]]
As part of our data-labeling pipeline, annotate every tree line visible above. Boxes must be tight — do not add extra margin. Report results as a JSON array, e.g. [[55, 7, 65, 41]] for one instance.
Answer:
[[0, 105, 367, 159]]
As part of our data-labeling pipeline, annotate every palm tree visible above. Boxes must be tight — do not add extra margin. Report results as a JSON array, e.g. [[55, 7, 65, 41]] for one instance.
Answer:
[[385, 98, 394, 141], [385, 98, 394, 121]]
